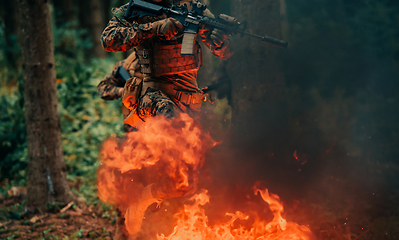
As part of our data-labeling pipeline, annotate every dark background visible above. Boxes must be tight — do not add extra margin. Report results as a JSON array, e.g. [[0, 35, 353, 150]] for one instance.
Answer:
[[1, 0, 398, 239], [201, 0, 399, 239]]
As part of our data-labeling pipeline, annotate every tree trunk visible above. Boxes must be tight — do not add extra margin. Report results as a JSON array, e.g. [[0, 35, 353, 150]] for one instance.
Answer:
[[63, 0, 75, 23], [219, 0, 289, 188], [18, 0, 75, 212], [78, 0, 90, 30], [88, 0, 106, 58], [78, 0, 106, 58], [227, 0, 287, 148]]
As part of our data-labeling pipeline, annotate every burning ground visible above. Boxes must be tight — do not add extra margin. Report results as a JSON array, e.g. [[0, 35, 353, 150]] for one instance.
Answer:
[[96, 113, 315, 239], [0, 113, 316, 240], [1, 92, 398, 240]]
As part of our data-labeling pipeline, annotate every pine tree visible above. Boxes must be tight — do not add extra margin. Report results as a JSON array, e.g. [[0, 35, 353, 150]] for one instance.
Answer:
[[18, 0, 76, 212]]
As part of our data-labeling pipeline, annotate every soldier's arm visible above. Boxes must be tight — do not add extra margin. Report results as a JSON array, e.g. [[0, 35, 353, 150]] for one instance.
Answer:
[[101, 4, 155, 52], [97, 61, 126, 100], [198, 9, 234, 60]]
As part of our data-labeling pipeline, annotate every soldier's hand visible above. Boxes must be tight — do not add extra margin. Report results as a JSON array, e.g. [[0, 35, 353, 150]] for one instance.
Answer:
[[152, 18, 183, 40], [210, 29, 230, 48]]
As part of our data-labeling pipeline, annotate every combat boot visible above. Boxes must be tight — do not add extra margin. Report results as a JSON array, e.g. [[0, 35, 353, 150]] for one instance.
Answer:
[[124, 183, 159, 234]]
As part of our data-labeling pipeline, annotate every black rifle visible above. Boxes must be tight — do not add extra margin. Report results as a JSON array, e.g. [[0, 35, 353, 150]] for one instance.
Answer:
[[124, 0, 288, 55]]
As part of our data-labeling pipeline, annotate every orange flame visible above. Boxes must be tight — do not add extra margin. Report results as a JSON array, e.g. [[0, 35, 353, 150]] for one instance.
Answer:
[[96, 113, 314, 239], [97, 113, 215, 209], [158, 188, 315, 240]]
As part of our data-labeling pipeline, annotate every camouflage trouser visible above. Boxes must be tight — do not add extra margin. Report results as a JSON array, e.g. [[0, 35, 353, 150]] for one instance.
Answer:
[[137, 88, 179, 120], [136, 88, 198, 201], [114, 89, 198, 239]]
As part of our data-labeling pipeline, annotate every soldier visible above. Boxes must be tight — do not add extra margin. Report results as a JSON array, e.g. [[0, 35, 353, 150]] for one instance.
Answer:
[[97, 62, 125, 102], [97, 52, 139, 132], [100, 0, 233, 238]]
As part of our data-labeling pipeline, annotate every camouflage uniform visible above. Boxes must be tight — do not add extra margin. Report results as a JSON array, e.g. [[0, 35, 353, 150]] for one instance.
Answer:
[[100, 1, 233, 238], [97, 58, 140, 132], [97, 61, 125, 100], [100, 1, 233, 124], [101, 3, 233, 58], [97, 54, 180, 126]]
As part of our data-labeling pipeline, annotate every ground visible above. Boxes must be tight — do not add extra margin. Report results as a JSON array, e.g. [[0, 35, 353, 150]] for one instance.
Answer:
[[0, 188, 184, 240], [0, 194, 116, 239]]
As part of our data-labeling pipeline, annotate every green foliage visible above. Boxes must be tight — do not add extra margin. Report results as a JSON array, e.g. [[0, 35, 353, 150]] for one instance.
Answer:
[[6, 235, 16, 240], [70, 229, 85, 239], [0, 20, 123, 203], [0, 82, 27, 183], [56, 56, 123, 178], [0, 20, 20, 82], [46, 202, 65, 213], [53, 22, 93, 59], [53, 23, 124, 201], [71, 179, 102, 205], [0, 200, 26, 221], [0, 20, 27, 184]]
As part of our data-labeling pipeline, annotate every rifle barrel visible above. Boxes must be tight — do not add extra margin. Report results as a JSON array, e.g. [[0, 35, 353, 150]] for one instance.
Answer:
[[240, 31, 288, 49]]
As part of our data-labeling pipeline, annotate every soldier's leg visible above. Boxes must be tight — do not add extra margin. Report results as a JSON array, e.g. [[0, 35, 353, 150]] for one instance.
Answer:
[[112, 170, 148, 238], [123, 89, 197, 234], [122, 167, 199, 234], [137, 88, 179, 119], [137, 89, 198, 199], [112, 90, 180, 237]]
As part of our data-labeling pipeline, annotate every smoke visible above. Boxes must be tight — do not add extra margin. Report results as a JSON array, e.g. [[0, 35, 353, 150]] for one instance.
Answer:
[[201, 68, 399, 240]]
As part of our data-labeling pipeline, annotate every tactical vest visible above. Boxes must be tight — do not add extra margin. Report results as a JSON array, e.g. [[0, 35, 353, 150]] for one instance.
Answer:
[[136, 38, 202, 77], [122, 39, 204, 127]]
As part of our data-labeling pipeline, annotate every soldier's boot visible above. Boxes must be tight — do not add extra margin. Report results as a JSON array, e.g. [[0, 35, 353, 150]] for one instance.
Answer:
[[124, 183, 159, 234]]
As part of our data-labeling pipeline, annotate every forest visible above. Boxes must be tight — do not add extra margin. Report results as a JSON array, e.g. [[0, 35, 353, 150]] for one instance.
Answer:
[[1, 0, 399, 239]]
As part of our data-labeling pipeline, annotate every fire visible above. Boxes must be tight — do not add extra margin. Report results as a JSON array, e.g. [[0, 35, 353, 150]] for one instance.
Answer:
[[158, 188, 314, 240], [97, 113, 215, 211], [97, 113, 314, 239]]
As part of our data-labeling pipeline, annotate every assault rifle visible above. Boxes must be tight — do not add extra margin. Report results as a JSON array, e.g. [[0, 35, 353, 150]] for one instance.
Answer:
[[124, 0, 288, 55]]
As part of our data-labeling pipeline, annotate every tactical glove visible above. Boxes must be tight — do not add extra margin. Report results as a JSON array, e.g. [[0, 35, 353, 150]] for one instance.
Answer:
[[210, 29, 230, 48], [151, 18, 183, 40]]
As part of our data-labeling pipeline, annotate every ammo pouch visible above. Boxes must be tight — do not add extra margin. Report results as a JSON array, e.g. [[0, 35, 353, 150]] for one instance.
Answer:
[[122, 76, 144, 126], [121, 51, 142, 110], [122, 76, 143, 110], [174, 90, 203, 110]]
